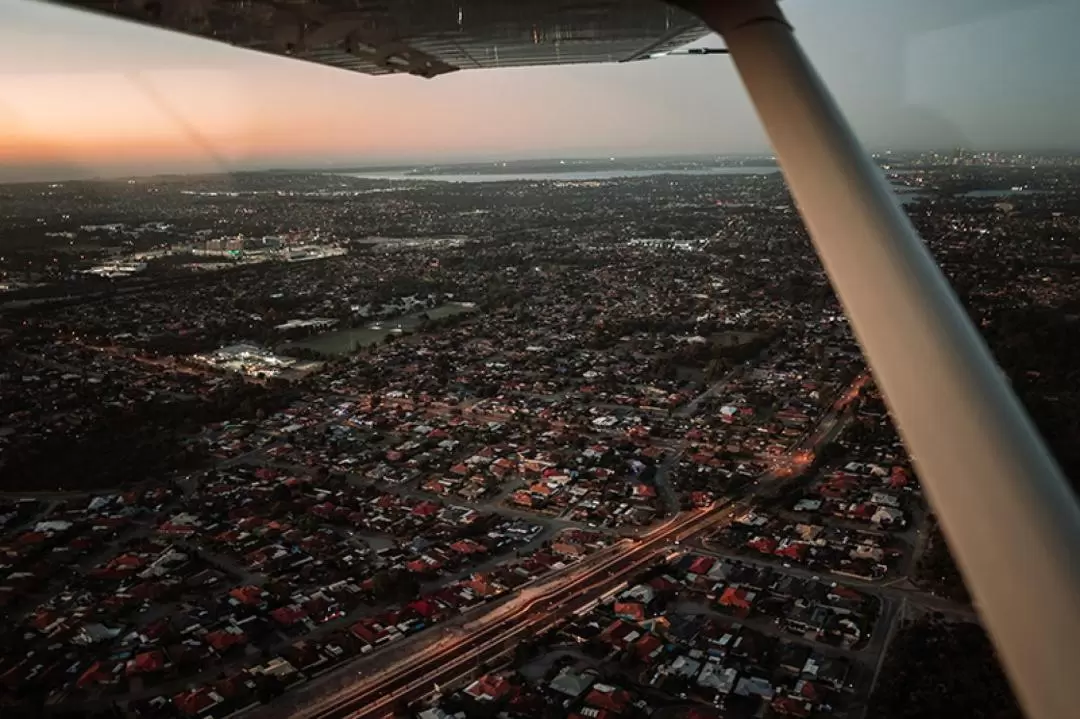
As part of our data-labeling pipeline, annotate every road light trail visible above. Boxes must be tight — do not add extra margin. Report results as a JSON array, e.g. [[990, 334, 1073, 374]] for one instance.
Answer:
[[293, 375, 865, 719]]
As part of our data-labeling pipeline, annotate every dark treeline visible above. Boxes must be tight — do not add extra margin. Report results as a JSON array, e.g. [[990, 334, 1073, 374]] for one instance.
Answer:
[[869, 615, 1022, 719]]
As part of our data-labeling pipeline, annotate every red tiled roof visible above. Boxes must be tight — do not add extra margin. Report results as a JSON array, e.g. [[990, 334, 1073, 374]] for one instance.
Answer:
[[271, 604, 309, 627], [450, 539, 486, 555], [205, 629, 247, 652], [406, 558, 433, 573], [614, 601, 646, 622], [114, 553, 146, 568], [77, 661, 112, 689], [772, 697, 812, 717], [408, 598, 438, 618], [797, 679, 823, 701], [411, 501, 440, 517], [585, 687, 631, 713], [689, 556, 715, 575], [173, 687, 220, 716], [775, 542, 807, 560], [126, 650, 165, 676], [635, 632, 664, 661], [849, 503, 874, 518], [748, 536, 779, 554], [720, 586, 753, 609], [350, 621, 376, 643], [465, 674, 512, 700], [229, 585, 263, 605]]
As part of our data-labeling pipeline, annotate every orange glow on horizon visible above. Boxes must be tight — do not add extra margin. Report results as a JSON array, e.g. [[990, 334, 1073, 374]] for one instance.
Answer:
[[0, 1, 761, 181], [0, 69, 417, 169], [0, 65, 627, 173], [0, 21, 707, 181]]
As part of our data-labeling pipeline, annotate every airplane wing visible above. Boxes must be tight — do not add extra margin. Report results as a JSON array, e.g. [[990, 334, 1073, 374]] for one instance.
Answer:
[[51, 1, 708, 78]]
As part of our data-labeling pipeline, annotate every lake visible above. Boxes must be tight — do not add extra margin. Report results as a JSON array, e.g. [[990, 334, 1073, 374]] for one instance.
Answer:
[[963, 188, 1046, 198], [893, 188, 928, 206], [340, 167, 781, 183], [286, 302, 476, 356]]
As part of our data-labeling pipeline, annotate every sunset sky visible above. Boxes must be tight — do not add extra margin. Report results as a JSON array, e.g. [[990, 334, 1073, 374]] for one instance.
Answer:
[[1, 0, 1077, 181]]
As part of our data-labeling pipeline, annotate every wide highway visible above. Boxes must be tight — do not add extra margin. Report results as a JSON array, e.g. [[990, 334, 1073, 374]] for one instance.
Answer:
[[296, 505, 736, 719], [297, 374, 867, 719]]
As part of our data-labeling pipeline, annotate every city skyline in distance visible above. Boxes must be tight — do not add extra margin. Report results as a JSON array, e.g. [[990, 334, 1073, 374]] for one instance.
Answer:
[[6, 149, 1079, 187], [2, 149, 1078, 188], [2, 0, 1078, 183]]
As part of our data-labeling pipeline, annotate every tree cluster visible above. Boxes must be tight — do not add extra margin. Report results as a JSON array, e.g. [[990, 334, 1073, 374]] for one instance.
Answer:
[[869, 615, 1020, 719]]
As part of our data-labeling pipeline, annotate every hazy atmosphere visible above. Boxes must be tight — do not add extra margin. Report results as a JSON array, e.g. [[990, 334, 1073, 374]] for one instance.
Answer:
[[1, 0, 1077, 181], [3, 6, 1080, 719]]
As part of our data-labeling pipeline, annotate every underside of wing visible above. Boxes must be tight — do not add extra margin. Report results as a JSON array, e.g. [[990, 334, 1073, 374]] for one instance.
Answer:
[[52, 0, 708, 78]]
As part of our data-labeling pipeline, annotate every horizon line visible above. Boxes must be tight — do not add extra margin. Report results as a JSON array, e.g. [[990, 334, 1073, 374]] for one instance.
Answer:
[[4, 147, 1080, 186]]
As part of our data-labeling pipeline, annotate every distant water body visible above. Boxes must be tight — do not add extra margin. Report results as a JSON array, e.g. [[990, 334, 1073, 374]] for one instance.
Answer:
[[340, 167, 780, 183], [336, 167, 942, 210]]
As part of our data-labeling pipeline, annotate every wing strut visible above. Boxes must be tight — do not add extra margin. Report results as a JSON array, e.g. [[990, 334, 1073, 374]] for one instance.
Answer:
[[677, 2, 1080, 718]]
